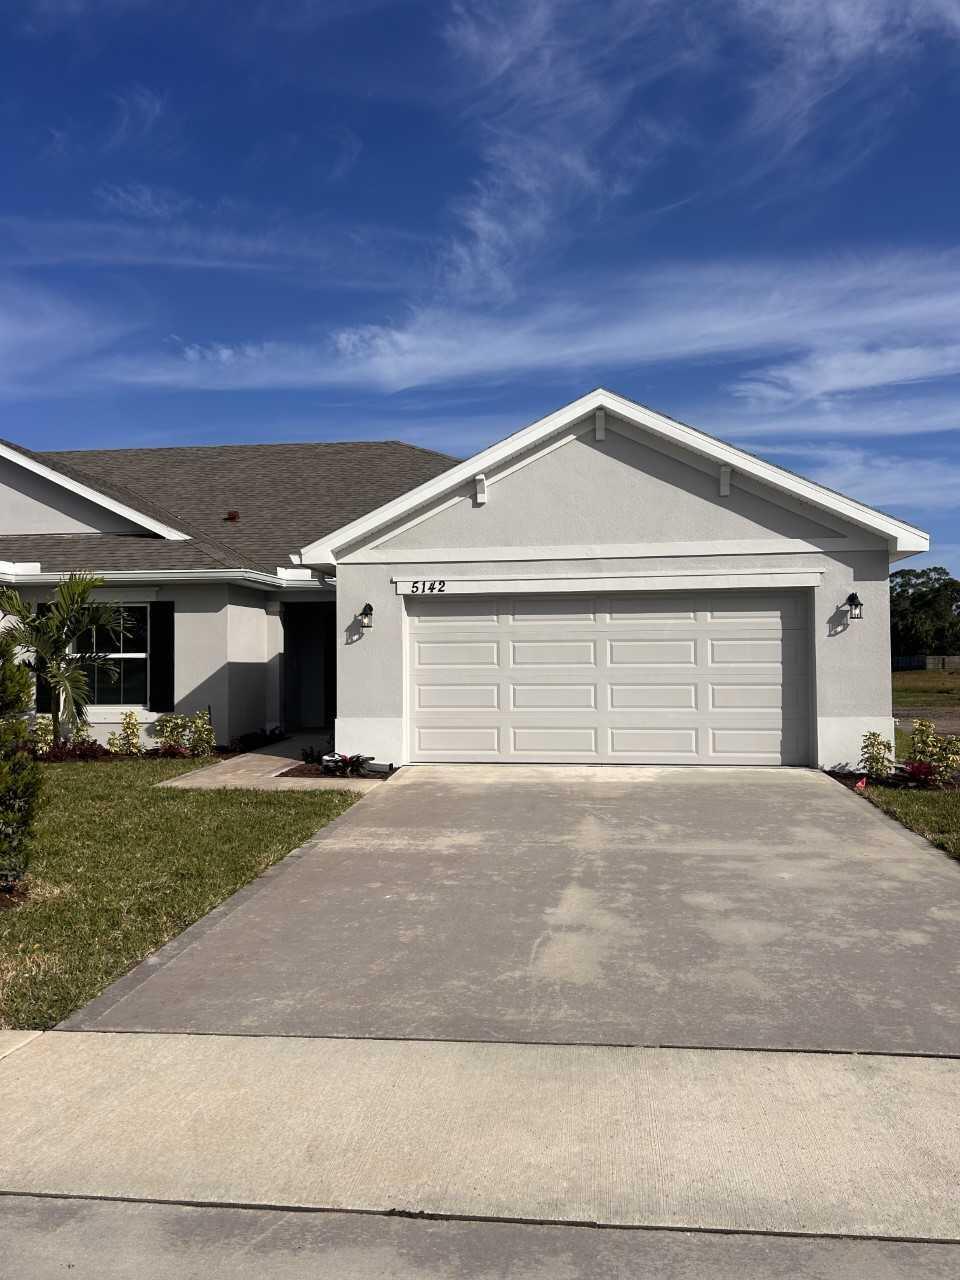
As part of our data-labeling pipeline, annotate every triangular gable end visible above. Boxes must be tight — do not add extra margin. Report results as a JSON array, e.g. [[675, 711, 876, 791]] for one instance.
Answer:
[[0, 441, 189, 541], [298, 389, 929, 565]]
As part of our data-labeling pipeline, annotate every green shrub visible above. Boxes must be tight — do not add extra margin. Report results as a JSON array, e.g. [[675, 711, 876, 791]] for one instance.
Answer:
[[154, 712, 191, 754], [31, 714, 53, 757], [187, 709, 216, 756], [859, 731, 893, 779], [0, 635, 43, 883], [907, 719, 960, 788], [155, 709, 216, 757], [107, 710, 143, 756]]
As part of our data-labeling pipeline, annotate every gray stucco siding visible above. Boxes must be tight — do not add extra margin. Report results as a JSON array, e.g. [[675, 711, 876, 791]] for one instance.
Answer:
[[371, 422, 873, 554]]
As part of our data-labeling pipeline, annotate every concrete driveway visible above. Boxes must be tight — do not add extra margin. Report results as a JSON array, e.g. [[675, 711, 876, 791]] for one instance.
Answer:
[[66, 765, 960, 1055]]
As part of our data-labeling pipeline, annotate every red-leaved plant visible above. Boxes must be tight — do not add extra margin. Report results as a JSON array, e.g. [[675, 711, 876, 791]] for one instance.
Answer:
[[904, 759, 936, 785]]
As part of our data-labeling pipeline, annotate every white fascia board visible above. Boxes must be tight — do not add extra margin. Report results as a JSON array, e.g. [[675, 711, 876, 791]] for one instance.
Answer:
[[298, 388, 929, 563], [0, 442, 190, 541], [2, 567, 311, 591]]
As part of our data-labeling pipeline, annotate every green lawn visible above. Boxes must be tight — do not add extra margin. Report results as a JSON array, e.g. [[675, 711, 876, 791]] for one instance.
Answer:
[[0, 759, 358, 1030], [864, 785, 960, 860], [892, 668, 960, 707]]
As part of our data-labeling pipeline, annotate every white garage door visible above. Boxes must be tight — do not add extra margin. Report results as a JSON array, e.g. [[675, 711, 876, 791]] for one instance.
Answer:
[[407, 590, 811, 765]]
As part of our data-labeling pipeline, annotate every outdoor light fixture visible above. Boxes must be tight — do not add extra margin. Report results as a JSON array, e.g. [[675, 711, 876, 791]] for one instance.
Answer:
[[845, 592, 864, 620], [359, 602, 374, 629]]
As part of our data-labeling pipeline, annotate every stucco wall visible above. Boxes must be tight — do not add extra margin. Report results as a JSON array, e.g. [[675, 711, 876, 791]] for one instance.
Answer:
[[335, 548, 894, 769], [373, 422, 865, 553], [0, 458, 141, 535]]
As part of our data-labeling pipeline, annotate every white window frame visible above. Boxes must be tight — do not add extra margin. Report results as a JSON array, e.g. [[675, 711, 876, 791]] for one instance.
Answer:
[[77, 604, 151, 712]]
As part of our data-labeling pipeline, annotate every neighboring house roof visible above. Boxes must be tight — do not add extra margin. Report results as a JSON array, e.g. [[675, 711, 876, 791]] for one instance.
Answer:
[[2, 439, 458, 578], [299, 388, 930, 565]]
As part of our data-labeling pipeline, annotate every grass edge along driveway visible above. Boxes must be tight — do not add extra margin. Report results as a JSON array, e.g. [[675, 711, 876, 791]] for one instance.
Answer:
[[864, 784, 960, 861], [0, 759, 358, 1030]]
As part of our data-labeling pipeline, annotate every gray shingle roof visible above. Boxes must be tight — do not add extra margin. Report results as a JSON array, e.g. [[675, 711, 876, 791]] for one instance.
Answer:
[[2, 439, 458, 576]]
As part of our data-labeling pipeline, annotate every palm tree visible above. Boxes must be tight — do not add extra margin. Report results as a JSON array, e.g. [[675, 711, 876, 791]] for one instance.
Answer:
[[0, 574, 127, 744]]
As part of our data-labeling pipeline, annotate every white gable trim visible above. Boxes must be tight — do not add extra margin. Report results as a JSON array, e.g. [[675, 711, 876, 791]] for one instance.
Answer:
[[0, 443, 190, 541], [299, 388, 928, 565]]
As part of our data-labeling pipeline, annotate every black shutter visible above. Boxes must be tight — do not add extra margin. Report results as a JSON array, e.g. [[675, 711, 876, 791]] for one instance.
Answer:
[[148, 601, 175, 712], [35, 670, 51, 712]]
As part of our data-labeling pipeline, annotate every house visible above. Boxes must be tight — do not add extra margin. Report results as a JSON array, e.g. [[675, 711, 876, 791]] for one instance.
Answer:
[[1, 389, 928, 768]]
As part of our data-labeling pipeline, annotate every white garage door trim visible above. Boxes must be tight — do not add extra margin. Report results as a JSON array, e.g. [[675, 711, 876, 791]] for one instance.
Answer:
[[406, 589, 813, 766], [394, 568, 823, 595]]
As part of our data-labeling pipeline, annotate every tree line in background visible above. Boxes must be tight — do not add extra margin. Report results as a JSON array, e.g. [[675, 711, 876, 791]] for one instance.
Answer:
[[890, 566, 960, 657]]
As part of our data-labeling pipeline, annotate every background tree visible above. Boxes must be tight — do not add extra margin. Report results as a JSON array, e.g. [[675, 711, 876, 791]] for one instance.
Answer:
[[889, 566, 960, 656], [0, 632, 43, 883], [0, 574, 126, 744]]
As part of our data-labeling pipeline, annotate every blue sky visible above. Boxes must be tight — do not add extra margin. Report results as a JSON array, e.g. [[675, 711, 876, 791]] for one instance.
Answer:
[[3, 1, 960, 572]]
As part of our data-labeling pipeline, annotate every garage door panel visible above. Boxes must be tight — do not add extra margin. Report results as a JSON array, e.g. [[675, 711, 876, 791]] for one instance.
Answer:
[[610, 727, 699, 755], [513, 726, 598, 754], [510, 597, 597, 623], [410, 599, 500, 624], [709, 682, 781, 709], [408, 590, 811, 764], [511, 640, 596, 666], [417, 640, 500, 667], [417, 726, 501, 753], [608, 598, 697, 621], [512, 684, 597, 709], [610, 682, 697, 708], [709, 638, 782, 665], [711, 727, 789, 758], [416, 683, 501, 709], [609, 639, 697, 666]]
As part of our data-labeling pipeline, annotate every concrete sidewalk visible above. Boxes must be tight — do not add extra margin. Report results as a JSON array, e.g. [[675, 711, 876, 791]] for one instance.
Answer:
[[2, 1031, 959, 1241]]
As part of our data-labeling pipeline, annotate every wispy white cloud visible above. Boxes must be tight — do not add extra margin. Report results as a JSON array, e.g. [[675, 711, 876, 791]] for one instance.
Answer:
[[324, 125, 363, 184], [759, 442, 960, 513], [13, 0, 149, 34], [94, 181, 195, 220], [0, 280, 134, 396], [707, 390, 960, 443], [736, 343, 960, 404], [87, 249, 960, 403], [439, 0, 685, 299], [729, 0, 960, 181], [105, 84, 165, 150], [0, 215, 426, 290]]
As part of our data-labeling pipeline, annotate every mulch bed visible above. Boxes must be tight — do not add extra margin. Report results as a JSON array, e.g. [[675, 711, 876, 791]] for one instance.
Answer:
[[0, 880, 31, 911], [828, 770, 959, 794], [279, 763, 388, 781]]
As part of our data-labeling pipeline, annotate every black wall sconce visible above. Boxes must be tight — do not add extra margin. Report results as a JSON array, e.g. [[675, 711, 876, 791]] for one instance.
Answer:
[[359, 602, 374, 630], [845, 592, 864, 620]]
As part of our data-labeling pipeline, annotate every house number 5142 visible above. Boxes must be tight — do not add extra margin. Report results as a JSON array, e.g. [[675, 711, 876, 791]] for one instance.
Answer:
[[410, 580, 446, 593]]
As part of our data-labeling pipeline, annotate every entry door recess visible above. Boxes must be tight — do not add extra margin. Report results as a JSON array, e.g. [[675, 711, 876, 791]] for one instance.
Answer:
[[407, 590, 810, 764]]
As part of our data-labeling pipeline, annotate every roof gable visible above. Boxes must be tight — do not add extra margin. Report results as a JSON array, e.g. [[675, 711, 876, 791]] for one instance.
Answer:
[[0, 439, 189, 541], [299, 389, 929, 565], [374, 424, 853, 554]]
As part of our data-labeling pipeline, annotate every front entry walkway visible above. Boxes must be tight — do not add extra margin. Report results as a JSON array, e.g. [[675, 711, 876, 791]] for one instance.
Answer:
[[159, 732, 383, 793]]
